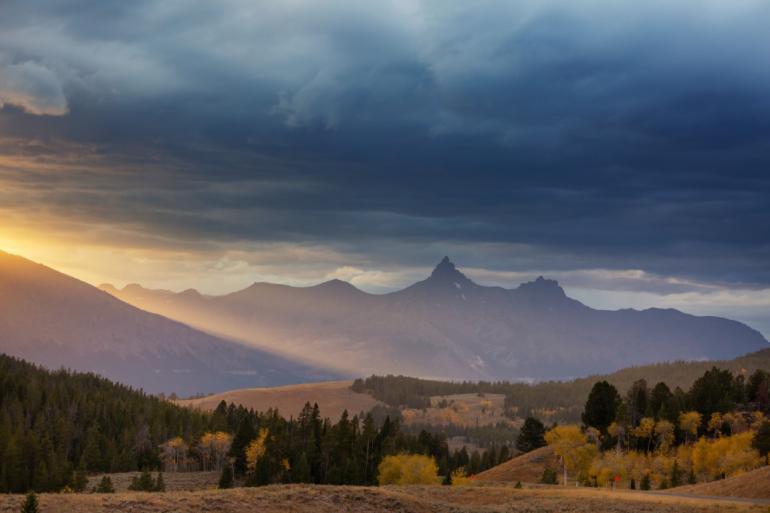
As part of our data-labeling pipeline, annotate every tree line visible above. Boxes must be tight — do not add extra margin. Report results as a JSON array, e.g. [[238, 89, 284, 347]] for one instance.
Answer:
[[540, 366, 770, 488], [0, 354, 209, 493], [353, 351, 770, 425], [0, 353, 509, 493]]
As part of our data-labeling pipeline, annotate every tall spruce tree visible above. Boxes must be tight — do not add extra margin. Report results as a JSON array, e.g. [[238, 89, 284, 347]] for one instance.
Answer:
[[516, 417, 547, 453]]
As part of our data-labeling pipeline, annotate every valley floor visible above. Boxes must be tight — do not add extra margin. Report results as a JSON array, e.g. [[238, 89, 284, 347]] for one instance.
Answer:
[[1, 484, 767, 513]]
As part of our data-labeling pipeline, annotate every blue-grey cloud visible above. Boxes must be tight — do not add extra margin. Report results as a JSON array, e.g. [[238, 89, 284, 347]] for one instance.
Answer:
[[1, 0, 769, 291]]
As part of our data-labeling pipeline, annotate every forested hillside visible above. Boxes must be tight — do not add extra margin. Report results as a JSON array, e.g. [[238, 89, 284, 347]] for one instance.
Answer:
[[0, 354, 210, 492], [353, 348, 770, 423], [0, 353, 508, 493]]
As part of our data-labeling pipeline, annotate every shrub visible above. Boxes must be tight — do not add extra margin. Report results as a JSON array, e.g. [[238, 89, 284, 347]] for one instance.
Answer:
[[219, 466, 234, 489], [20, 492, 38, 513], [95, 476, 115, 493], [128, 469, 164, 492], [541, 468, 558, 484], [377, 454, 439, 485], [640, 473, 651, 491]]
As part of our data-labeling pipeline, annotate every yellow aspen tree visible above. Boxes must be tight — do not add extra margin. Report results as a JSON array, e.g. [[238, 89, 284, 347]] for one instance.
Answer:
[[545, 425, 596, 486], [654, 420, 675, 453], [246, 428, 269, 474], [679, 412, 702, 445], [707, 413, 723, 438], [633, 418, 655, 453]]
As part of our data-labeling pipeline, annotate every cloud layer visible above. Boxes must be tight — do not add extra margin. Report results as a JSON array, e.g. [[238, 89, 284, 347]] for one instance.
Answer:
[[0, 0, 769, 331]]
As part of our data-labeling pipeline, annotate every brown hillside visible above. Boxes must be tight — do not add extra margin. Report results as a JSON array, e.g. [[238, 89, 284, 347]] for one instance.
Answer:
[[177, 380, 382, 421], [672, 465, 770, 500], [0, 484, 761, 513], [475, 446, 558, 482]]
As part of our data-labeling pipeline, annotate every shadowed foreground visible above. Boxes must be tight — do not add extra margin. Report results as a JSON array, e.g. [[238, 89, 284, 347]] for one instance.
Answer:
[[1, 484, 767, 513]]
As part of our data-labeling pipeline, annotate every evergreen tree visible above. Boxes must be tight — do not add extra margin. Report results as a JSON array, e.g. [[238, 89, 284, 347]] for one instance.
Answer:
[[689, 367, 737, 420], [129, 469, 156, 492], [627, 380, 649, 426], [753, 421, 770, 457], [516, 417, 547, 453], [218, 466, 234, 489], [649, 382, 673, 419], [154, 473, 165, 492], [292, 453, 311, 483], [95, 476, 115, 493], [20, 492, 38, 513], [540, 468, 558, 484], [70, 466, 88, 493], [229, 418, 256, 476], [670, 460, 682, 488], [583, 381, 621, 435]]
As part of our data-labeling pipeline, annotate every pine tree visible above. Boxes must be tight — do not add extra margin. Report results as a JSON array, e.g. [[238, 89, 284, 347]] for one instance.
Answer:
[[20, 492, 39, 513], [219, 465, 234, 489], [154, 473, 165, 492], [670, 460, 683, 488], [540, 468, 558, 484], [292, 453, 311, 483], [71, 466, 88, 492], [129, 469, 156, 492], [95, 476, 115, 493], [583, 381, 621, 435], [516, 417, 547, 453], [229, 418, 256, 476]]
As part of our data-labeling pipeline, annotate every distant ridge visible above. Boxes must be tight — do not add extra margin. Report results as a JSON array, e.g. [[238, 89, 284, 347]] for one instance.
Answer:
[[102, 257, 768, 380], [0, 250, 340, 395]]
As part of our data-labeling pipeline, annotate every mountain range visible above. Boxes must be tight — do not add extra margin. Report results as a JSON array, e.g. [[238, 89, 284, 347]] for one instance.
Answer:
[[102, 256, 768, 380], [0, 250, 338, 395]]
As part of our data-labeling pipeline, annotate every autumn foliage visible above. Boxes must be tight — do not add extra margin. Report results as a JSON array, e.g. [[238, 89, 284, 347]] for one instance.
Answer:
[[377, 455, 439, 485]]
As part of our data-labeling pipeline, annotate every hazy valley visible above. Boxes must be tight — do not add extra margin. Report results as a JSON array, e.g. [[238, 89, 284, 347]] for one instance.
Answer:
[[102, 257, 767, 382]]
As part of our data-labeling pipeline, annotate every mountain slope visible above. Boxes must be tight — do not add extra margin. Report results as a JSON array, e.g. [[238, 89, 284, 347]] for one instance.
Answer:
[[0, 251, 338, 395], [102, 257, 768, 380], [176, 380, 383, 421], [475, 446, 558, 482]]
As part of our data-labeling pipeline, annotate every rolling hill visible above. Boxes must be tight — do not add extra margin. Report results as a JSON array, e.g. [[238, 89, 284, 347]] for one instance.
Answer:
[[102, 257, 768, 381], [177, 380, 382, 421], [672, 465, 770, 499], [0, 250, 338, 395], [475, 446, 558, 482]]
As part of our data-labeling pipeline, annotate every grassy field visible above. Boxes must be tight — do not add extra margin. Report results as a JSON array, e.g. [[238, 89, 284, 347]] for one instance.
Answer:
[[1, 483, 765, 513], [671, 465, 770, 500], [401, 393, 516, 428], [177, 380, 382, 421], [86, 471, 220, 492], [475, 446, 558, 482]]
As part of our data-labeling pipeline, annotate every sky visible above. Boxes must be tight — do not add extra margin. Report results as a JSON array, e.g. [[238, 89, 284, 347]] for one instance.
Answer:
[[0, 0, 769, 336]]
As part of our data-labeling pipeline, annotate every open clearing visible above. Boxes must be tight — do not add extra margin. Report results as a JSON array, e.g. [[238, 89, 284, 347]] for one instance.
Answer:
[[1, 484, 766, 513], [668, 465, 770, 500], [87, 471, 220, 492], [177, 380, 382, 420], [401, 393, 516, 428]]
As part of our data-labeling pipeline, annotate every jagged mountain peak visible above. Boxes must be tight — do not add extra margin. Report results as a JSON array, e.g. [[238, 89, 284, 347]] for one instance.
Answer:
[[515, 275, 567, 300], [428, 256, 473, 284]]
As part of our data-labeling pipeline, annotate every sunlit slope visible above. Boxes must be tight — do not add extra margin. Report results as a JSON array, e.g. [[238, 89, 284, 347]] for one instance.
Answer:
[[103, 258, 768, 381], [0, 250, 338, 395], [178, 380, 382, 421]]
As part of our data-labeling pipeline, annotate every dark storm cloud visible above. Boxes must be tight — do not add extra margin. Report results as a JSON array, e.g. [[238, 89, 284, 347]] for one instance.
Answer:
[[1, 0, 770, 289]]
